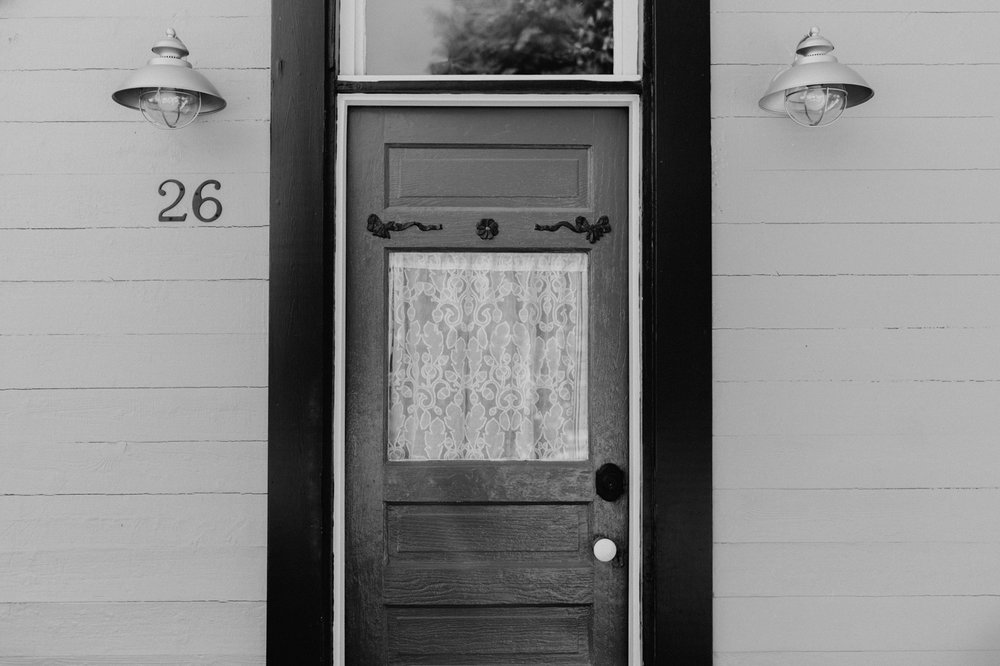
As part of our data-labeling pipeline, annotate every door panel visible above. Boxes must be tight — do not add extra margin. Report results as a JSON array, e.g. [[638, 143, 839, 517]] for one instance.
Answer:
[[345, 106, 628, 665]]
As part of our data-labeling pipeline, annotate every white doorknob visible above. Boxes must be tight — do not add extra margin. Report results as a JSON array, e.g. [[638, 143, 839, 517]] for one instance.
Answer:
[[593, 538, 617, 562]]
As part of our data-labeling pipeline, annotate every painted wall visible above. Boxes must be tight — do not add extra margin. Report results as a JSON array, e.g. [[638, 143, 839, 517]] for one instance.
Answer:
[[713, 1, 1000, 663], [0, 1, 269, 661]]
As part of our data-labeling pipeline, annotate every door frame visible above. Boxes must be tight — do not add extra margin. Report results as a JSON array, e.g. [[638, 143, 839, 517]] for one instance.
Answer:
[[334, 94, 642, 665], [269, 1, 711, 663]]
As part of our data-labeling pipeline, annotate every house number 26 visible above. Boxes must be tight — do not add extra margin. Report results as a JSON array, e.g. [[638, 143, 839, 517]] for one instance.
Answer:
[[158, 179, 223, 222]]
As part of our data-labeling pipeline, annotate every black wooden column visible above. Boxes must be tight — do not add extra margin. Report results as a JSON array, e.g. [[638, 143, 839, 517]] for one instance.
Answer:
[[643, 0, 713, 663], [268, 0, 330, 662]]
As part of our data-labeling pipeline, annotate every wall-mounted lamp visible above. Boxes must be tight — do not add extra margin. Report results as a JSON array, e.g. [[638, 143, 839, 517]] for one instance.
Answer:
[[759, 27, 873, 127], [112, 29, 226, 130]]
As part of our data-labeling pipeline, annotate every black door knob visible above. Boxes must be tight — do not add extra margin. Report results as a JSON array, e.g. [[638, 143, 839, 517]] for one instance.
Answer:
[[595, 463, 626, 502]]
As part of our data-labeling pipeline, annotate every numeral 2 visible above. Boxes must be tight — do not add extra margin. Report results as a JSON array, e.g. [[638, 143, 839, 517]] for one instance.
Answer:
[[158, 179, 187, 222]]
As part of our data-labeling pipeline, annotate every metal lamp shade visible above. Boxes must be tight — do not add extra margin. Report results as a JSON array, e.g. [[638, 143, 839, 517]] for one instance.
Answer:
[[759, 60, 873, 114], [112, 65, 226, 114], [112, 29, 226, 122], [759, 28, 873, 121]]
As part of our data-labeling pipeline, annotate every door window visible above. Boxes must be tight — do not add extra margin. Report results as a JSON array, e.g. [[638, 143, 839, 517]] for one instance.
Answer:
[[387, 251, 589, 461]]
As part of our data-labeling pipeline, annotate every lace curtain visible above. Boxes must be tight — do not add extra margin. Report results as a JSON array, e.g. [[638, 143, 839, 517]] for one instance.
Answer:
[[387, 252, 589, 461]]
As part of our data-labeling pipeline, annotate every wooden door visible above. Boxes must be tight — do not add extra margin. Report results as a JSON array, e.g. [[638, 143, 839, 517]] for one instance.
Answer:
[[345, 106, 629, 665]]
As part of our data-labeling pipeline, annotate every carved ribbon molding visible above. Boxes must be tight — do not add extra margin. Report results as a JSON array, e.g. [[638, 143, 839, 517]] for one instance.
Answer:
[[367, 213, 443, 239], [534, 215, 611, 244]]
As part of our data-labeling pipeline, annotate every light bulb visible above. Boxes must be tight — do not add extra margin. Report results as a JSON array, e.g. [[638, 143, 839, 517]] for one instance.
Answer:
[[139, 88, 202, 130], [784, 86, 847, 127]]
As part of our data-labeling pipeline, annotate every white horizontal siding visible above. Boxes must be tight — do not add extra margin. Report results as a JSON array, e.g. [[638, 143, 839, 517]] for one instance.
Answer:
[[715, 170, 1000, 225], [713, 0, 1000, 663], [712, 12, 1000, 64], [0, 2, 269, 660], [0, 334, 266, 388], [716, 434, 1000, 489], [0, 123, 268, 175], [0, 602, 265, 656], [0, 0, 269, 18], [0, 17, 268, 70], [716, 653, 1000, 666], [716, 597, 1000, 652], [0, 282, 267, 334], [717, 542, 1000, 596], [0, 228, 268, 281], [1, 440, 266, 495], [715, 275, 1000, 328], [0, 388, 266, 444]]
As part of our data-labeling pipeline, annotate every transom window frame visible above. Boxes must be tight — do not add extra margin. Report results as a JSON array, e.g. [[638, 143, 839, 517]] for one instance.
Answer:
[[338, 0, 642, 79]]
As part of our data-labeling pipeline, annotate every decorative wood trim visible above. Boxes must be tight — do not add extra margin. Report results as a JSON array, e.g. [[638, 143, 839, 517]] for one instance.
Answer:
[[534, 215, 612, 244], [366, 214, 443, 239]]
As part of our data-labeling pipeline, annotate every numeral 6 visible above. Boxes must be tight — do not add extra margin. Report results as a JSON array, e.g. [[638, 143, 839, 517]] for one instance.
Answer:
[[192, 180, 222, 222]]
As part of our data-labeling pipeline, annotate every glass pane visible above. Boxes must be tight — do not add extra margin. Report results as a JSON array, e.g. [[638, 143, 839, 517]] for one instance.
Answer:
[[365, 0, 613, 75], [387, 252, 589, 461]]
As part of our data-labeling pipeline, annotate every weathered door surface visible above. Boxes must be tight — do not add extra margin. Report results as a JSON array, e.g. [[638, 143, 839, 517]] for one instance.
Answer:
[[345, 106, 629, 664]]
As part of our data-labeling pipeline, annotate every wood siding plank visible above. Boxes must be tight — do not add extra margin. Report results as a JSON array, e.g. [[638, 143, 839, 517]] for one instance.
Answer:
[[713, 0, 1000, 11], [714, 653, 1000, 666], [714, 118, 1000, 171], [0, 18, 268, 70], [715, 434, 1000, 489], [0, 387, 266, 443], [0, 547, 265, 602], [715, 381, 1000, 437], [0, 334, 266, 389], [0, 228, 267, 281], [0, 494, 265, 553], [716, 488, 1000, 543], [714, 328, 1000, 382], [0, 122, 268, 175], [716, 542, 1000, 597], [715, 597, 1000, 652], [714, 276, 1000, 329], [713, 170, 1000, 225], [0, 440, 266, 495], [0, 282, 267, 335], [712, 12, 1000, 65], [715, 224, 1000, 276], [1, 1, 269, 18], [0, 602, 265, 656]]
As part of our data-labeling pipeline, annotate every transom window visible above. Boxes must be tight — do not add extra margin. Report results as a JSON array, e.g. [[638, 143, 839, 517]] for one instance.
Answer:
[[339, 0, 640, 78]]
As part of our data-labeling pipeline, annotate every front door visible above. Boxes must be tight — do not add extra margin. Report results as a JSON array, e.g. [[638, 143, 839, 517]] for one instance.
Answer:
[[345, 106, 630, 664]]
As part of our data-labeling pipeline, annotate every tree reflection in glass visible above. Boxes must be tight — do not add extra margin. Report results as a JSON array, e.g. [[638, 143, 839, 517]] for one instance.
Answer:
[[429, 0, 613, 75], [363, 0, 613, 76]]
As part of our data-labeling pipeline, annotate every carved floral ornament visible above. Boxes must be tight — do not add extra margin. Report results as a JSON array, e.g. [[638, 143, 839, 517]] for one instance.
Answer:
[[367, 214, 611, 243]]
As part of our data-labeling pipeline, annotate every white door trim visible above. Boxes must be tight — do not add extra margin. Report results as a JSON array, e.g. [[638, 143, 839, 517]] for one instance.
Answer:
[[333, 93, 643, 665]]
